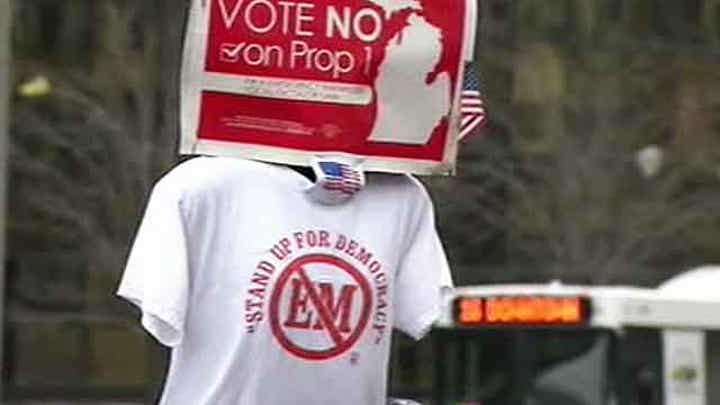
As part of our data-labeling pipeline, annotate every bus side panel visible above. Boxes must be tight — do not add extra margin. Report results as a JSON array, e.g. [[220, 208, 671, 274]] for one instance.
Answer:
[[708, 332, 720, 405]]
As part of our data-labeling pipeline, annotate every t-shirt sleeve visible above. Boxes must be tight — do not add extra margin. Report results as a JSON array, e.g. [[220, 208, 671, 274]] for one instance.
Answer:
[[393, 183, 453, 340], [117, 181, 190, 347]]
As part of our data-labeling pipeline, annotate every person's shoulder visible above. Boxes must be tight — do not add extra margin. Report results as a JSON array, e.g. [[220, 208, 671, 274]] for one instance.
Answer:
[[363, 173, 434, 213], [168, 155, 270, 176], [368, 173, 431, 199], [153, 156, 273, 196]]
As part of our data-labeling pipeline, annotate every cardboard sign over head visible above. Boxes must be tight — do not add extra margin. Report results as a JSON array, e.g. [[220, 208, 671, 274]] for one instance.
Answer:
[[181, 0, 477, 175]]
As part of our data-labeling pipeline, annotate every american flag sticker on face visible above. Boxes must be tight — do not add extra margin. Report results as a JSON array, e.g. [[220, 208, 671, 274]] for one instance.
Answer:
[[307, 158, 366, 205]]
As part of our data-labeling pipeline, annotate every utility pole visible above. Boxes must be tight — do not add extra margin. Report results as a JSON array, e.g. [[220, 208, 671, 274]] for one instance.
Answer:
[[0, 0, 12, 399]]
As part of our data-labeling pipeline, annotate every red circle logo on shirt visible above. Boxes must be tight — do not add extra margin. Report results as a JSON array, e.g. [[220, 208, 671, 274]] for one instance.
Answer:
[[269, 254, 373, 361]]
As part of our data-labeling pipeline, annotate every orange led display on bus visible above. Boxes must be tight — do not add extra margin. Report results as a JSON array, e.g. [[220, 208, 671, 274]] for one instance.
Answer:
[[454, 296, 591, 326], [457, 297, 485, 323]]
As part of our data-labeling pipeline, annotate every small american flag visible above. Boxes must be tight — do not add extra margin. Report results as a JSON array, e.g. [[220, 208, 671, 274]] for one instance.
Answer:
[[459, 62, 488, 141], [318, 161, 363, 195]]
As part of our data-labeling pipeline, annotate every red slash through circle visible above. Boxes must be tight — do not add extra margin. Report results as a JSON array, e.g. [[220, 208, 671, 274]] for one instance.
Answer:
[[269, 254, 373, 361], [295, 266, 345, 345]]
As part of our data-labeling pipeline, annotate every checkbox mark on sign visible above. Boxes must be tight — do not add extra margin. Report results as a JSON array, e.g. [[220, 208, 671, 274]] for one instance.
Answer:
[[220, 43, 242, 63]]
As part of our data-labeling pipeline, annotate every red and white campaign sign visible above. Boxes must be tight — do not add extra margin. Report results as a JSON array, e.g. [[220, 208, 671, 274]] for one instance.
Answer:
[[181, 0, 476, 174]]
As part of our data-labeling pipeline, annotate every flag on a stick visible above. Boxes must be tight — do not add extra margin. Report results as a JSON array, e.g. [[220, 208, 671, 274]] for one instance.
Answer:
[[459, 63, 488, 141]]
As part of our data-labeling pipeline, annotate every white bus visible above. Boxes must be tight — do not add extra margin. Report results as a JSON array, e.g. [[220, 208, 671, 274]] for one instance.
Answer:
[[427, 267, 720, 405]]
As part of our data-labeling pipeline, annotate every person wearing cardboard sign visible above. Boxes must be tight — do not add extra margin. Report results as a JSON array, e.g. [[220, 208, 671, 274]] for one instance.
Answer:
[[117, 155, 451, 404], [117, 0, 479, 404]]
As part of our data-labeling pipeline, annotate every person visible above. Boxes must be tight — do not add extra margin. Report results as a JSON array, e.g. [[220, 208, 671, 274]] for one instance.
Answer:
[[117, 155, 452, 404], [118, 0, 478, 401]]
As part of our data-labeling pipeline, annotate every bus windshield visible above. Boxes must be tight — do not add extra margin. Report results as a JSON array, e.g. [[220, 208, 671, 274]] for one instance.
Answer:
[[433, 329, 613, 405]]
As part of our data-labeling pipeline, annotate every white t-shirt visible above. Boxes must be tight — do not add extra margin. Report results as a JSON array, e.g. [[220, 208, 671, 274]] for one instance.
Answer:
[[117, 157, 452, 405]]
